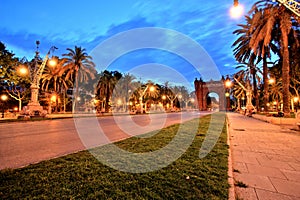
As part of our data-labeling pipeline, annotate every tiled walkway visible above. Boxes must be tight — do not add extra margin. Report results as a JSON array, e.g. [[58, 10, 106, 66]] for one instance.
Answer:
[[227, 113, 300, 200]]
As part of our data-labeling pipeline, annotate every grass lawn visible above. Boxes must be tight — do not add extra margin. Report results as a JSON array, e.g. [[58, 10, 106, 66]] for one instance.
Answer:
[[0, 114, 229, 199]]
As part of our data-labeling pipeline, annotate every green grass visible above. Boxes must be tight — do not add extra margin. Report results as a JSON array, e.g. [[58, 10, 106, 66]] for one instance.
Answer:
[[0, 114, 229, 199]]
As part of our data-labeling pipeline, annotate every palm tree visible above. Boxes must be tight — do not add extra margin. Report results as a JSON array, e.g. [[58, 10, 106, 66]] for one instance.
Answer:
[[41, 58, 72, 112], [112, 73, 136, 112], [249, 1, 299, 115], [235, 63, 262, 109], [232, 10, 276, 112], [61, 46, 96, 112], [96, 70, 122, 112]]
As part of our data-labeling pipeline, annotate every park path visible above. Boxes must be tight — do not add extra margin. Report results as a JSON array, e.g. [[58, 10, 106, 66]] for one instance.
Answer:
[[227, 112, 300, 200]]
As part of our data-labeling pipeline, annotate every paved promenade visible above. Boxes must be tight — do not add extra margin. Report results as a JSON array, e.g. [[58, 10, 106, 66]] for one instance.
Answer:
[[227, 113, 300, 200]]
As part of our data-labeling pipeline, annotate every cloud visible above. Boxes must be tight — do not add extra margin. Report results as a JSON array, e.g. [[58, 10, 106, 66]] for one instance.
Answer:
[[1, 0, 255, 84]]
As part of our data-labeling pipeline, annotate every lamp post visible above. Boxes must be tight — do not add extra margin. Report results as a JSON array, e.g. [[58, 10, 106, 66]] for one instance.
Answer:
[[22, 41, 57, 116], [225, 76, 232, 111], [1, 94, 8, 118]]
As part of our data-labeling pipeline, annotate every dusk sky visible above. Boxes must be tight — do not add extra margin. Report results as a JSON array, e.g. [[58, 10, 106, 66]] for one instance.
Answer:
[[1, 0, 253, 90]]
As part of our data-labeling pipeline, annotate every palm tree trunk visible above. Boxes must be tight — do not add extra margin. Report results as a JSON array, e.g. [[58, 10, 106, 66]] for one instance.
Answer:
[[263, 56, 269, 112], [282, 33, 290, 116], [73, 70, 79, 113], [105, 84, 110, 113], [252, 68, 259, 110]]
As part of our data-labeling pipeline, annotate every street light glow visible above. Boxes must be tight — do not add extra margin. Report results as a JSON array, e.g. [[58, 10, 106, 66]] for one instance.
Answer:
[[225, 80, 232, 88], [48, 58, 57, 67], [230, 4, 244, 19], [149, 86, 155, 92], [268, 78, 275, 84], [18, 65, 28, 76], [1, 94, 8, 101]]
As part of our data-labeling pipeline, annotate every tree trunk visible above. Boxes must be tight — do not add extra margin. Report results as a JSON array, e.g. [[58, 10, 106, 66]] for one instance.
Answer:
[[73, 70, 79, 113], [263, 55, 269, 112], [18, 99, 22, 112], [252, 68, 259, 110], [281, 32, 290, 116], [105, 84, 110, 113]]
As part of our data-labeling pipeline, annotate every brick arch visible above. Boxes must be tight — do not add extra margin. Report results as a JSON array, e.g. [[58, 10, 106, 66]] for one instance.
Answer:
[[194, 78, 227, 111]]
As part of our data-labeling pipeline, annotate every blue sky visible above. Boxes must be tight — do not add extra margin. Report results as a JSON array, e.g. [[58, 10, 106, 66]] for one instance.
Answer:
[[1, 0, 253, 90]]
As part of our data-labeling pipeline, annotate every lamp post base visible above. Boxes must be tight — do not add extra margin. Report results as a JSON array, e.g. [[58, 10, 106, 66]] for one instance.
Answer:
[[25, 102, 47, 117]]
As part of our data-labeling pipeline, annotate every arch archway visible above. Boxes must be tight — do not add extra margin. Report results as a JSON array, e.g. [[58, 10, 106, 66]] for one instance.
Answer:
[[194, 78, 228, 111], [206, 92, 220, 111]]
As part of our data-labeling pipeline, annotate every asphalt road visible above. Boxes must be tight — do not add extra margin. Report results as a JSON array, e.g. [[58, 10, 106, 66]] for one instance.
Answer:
[[0, 111, 208, 170]]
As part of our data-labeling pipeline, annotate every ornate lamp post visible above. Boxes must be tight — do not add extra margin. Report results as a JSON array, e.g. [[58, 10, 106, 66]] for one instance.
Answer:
[[20, 41, 57, 116]]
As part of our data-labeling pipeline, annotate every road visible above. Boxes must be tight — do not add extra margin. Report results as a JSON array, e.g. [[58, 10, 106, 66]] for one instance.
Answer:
[[0, 111, 209, 170]]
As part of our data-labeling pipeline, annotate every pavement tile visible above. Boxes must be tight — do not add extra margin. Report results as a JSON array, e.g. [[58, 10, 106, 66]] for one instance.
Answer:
[[250, 148, 277, 154], [267, 155, 299, 163], [233, 154, 260, 165], [234, 173, 276, 191], [256, 189, 295, 200], [256, 157, 294, 170], [242, 151, 271, 158], [281, 169, 300, 182], [235, 187, 258, 200], [233, 162, 248, 173], [228, 113, 300, 199], [270, 177, 300, 197], [289, 162, 300, 171], [231, 149, 243, 157], [246, 163, 287, 179]]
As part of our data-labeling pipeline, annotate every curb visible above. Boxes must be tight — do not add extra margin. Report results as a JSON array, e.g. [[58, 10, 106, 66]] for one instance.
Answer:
[[226, 114, 236, 200]]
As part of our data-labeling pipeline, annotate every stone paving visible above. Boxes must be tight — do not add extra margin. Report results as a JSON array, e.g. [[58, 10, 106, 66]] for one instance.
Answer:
[[227, 113, 300, 200]]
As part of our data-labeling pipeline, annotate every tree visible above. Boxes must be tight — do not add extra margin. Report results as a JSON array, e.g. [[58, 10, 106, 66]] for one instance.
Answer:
[[0, 42, 30, 111], [96, 70, 122, 112], [41, 58, 72, 112], [235, 63, 262, 109], [111, 73, 136, 112], [249, 1, 299, 115], [61, 46, 96, 112]]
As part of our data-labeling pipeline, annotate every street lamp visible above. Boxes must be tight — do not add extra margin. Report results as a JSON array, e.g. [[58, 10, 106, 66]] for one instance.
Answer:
[[25, 42, 57, 116], [225, 76, 232, 111], [1, 94, 8, 118], [230, 0, 244, 18]]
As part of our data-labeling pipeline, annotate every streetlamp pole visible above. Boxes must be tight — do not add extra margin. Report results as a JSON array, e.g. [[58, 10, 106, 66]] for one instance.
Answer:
[[225, 76, 232, 111], [25, 41, 57, 116]]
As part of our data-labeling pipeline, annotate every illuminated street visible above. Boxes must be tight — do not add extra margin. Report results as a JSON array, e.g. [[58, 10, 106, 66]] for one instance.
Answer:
[[0, 111, 209, 170]]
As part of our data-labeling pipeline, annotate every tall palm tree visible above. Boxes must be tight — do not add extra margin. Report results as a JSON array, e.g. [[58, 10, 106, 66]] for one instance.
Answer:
[[232, 11, 276, 112], [96, 70, 122, 112], [41, 58, 72, 112], [249, 1, 299, 115], [61, 46, 96, 112]]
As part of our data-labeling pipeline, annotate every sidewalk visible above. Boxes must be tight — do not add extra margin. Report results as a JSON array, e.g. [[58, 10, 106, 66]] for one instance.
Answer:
[[227, 112, 300, 200]]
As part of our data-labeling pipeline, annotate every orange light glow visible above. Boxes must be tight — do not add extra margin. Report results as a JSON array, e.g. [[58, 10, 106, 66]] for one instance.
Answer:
[[230, 4, 244, 19]]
